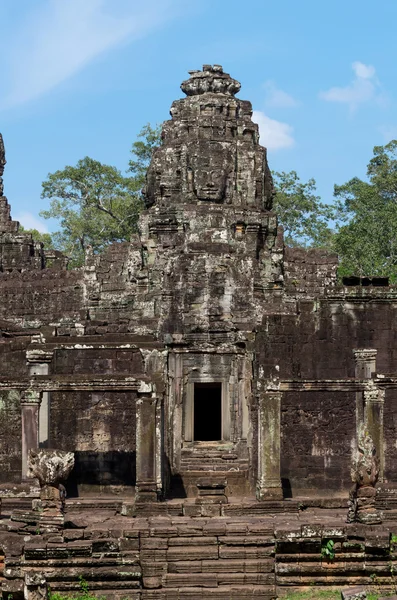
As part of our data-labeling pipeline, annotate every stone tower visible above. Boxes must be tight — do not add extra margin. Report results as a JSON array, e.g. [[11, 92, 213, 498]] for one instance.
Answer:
[[131, 65, 285, 497], [139, 64, 284, 340], [0, 133, 45, 270]]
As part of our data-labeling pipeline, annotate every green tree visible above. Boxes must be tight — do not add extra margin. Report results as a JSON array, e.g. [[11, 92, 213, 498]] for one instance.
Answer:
[[19, 226, 53, 247], [333, 140, 397, 281], [128, 123, 162, 182], [40, 125, 161, 267], [272, 170, 336, 248]]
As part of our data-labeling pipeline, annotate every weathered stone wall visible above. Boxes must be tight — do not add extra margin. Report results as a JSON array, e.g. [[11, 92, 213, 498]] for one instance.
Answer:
[[258, 296, 397, 379], [280, 391, 355, 495], [382, 389, 397, 483], [50, 391, 137, 492], [284, 246, 338, 294], [0, 270, 84, 323]]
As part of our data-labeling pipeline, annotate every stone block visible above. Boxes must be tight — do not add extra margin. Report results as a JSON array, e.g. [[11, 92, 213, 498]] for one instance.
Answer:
[[92, 539, 119, 553], [167, 545, 219, 561], [341, 588, 367, 600]]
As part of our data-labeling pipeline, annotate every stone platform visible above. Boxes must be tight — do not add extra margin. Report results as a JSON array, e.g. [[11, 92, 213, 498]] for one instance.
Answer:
[[2, 498, 397, 599]]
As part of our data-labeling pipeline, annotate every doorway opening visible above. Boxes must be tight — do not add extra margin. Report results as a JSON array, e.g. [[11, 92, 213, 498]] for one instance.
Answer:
[[193, 382, 222, 441]]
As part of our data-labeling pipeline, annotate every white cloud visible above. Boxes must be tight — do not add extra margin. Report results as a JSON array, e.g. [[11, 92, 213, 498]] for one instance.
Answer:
[[1, 0, 180, 109], [252, 110, 295, 150], [319, 61, 380, 111], [353, 61, 375, 79], [14, 211, 49, 233], [263, 80, 297, 108]]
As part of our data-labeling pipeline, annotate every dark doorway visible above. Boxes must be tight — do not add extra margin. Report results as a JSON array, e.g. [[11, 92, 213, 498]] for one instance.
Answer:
[[194, 382, 222, 441]]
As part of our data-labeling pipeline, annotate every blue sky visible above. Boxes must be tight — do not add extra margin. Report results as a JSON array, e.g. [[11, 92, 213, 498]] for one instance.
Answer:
[[1, 0, 396, 232]]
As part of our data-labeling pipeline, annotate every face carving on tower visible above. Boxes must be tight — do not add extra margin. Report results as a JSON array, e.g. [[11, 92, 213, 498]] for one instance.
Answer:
[[144, 65, 274, 211], [188, 141, 233, 202]]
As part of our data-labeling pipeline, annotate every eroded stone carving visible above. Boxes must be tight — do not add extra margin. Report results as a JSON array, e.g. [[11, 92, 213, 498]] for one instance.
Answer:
[[181, 64, 241, 96], [28, 448, 75, 487], [0, 133, 6, 196], [145, 64, 274, 210], [347, 424, 381, 524], [28, 449, 74, 527]]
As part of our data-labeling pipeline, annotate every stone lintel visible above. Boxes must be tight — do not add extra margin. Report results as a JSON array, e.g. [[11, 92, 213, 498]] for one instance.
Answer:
[[26, 348, 54, 364]]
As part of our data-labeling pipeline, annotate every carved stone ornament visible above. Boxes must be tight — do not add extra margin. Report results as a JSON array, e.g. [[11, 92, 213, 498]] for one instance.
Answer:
[[28, 449, 75, 487], [144, 64, 274, 210], [347, 423, 381, 524], [180, 64, 241, 97], [0, 133, 5, 196]]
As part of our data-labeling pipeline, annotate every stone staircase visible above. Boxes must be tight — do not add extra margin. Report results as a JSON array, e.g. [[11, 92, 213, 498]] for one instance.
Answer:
[[179, 446, 250, 498], [180, 447, 249, 473], [1, 513, 277, 600], [140, 517, 276, 599]]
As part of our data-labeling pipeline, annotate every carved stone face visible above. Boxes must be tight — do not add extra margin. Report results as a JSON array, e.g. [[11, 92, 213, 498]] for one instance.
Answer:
[[188, 141, 233, 202]]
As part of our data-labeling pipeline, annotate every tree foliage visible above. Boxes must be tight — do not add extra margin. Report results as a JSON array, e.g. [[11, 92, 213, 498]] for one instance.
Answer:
[[19, 226, 53, 247], [333, 141, 397, 280], [39, 124, 160, 267], [128, 123, 162, 181], [272, 171, 335, 248]]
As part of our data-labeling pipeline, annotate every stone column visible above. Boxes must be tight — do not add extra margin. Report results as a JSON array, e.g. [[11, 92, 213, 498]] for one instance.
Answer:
[[21, 390, 42, 481], [256, 391, 283, 500], [24, 573, 48, 600], [26, 348, 53, 448], [364, 384, 385, 481], [353, 349, 377, 427], [136, 395, 160, 503]]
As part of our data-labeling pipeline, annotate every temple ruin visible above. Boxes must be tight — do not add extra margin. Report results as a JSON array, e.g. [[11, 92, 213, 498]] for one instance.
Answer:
[[1, 65, 397, 599]]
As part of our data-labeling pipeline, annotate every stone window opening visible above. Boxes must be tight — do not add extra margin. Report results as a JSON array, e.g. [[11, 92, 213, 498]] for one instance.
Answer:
[[194, 382, 222, 441]]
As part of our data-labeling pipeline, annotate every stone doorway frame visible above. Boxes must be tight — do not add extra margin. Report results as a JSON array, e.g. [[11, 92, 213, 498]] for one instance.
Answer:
[[184, 377, 230, 443]]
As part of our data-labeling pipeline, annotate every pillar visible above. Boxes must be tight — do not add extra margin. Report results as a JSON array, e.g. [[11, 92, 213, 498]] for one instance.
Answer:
[[353, 349, 377, 427], [24, 573, 48, 600], [21, 389, 42, 481], [353, 349, 377, 380], [364, 384, 385, 481], [256, 391, 283, 500], [26, 348, 53, 448], [136, 395, 161, 502]]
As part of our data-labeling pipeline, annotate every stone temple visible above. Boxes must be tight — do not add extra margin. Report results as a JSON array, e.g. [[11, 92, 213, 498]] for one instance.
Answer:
[[1, 65, 397, 599]]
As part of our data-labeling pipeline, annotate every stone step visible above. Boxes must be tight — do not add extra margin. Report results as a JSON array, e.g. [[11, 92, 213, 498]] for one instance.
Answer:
[[181, 449, 238, 458], [180, 464, 249, 472], [144, 586, 276, 599], [180, 457, 247, 464]]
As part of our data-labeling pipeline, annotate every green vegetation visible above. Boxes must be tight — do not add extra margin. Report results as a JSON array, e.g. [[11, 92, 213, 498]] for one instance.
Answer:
[[320, 539, 335, 562], [49, 576, 105, 600], [25, 124, 161, 267], [273, 170, 335, 249], [333, 140, 397, 281]]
